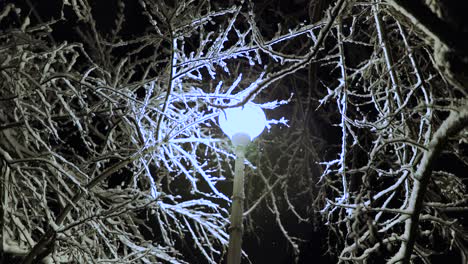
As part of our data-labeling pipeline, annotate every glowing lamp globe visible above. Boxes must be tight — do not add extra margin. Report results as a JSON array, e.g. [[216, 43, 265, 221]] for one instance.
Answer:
[[218, 103, 267, 146]]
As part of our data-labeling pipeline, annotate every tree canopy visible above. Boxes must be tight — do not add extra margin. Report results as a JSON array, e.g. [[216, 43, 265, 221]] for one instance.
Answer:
[[1, 0, 467, 263]]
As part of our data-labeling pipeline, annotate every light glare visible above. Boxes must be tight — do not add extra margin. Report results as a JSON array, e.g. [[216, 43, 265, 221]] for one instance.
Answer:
[[218, 103, 267, 141]]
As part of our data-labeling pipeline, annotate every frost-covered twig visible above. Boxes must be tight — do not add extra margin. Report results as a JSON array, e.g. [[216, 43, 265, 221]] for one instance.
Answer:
[[388, 106, 468, 264]]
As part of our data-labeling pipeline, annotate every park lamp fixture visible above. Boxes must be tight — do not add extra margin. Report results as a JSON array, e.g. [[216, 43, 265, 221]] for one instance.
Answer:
[[218, 102, 267, 146], [218, 102, 267, 264]]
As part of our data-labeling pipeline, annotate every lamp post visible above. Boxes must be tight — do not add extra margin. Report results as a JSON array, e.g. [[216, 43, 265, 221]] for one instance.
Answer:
[[218, 103, 267, 264]]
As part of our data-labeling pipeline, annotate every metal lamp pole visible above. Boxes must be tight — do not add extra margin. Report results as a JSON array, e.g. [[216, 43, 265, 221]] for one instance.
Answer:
[[218, 103, 266, 264], [227, 133, 250, 264]]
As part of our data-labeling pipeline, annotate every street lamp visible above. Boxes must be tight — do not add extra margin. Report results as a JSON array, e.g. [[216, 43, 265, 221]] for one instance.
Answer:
[[218, 102, 267, 264]]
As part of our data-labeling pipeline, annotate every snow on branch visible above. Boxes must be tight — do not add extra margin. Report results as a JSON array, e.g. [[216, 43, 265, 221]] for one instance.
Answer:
[[388, 105, 468, 264]]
